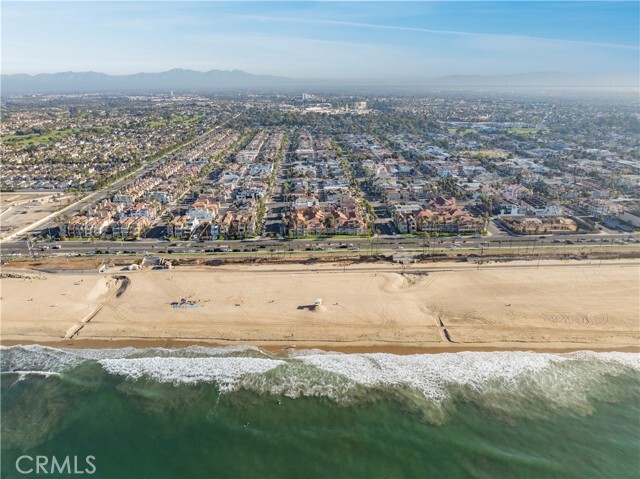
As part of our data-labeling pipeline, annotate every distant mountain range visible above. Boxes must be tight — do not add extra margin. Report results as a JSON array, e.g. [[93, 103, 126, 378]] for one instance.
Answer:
[[1, 69, 290, 95], [1, 69, 637, 95]]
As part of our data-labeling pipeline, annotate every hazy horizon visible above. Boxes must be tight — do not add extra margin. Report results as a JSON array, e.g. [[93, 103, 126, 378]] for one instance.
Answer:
[[4, 68, 639, 83], [2, 1, 639, 81]]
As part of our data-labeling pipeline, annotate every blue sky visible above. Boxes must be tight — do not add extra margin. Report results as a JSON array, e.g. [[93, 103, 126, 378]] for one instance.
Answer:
[[2, 1, 638, 78]]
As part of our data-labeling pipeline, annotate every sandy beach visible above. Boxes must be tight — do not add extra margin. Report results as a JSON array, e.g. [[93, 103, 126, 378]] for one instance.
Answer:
[[2, 259, 639, 351]]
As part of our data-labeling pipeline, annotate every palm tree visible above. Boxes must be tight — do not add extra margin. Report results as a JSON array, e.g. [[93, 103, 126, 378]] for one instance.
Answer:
[[421, 231, 430, 255], [323, 215, 336, 234], [482, 212, 490, 233], [433, 217, 442, 234], [289, 216, 297, 236]]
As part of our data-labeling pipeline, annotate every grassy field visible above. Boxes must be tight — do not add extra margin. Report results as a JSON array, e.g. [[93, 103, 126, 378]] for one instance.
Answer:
[[2, 128, 82, 147], [147, 114, 204, 129], [2, 125, 115, 147], [459, 149, 507, 158], [507, 128, 548, 135], [448, 128, 478, 135]]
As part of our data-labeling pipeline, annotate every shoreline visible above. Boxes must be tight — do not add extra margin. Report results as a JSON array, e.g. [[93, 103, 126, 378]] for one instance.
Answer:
[[2, 337, 639, 355]]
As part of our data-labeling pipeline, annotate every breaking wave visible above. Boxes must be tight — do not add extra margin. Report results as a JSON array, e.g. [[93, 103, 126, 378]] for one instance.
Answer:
[[100, 357, 286, 392], [2, 345, 639, 422], [0, 344, 265, 374]]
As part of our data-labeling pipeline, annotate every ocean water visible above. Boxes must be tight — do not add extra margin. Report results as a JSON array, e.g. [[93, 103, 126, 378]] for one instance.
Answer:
[[1, 345, 639, 479]]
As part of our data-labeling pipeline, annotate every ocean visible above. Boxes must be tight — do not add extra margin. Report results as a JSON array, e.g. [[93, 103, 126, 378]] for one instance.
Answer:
[[1, 345, 639, 479]]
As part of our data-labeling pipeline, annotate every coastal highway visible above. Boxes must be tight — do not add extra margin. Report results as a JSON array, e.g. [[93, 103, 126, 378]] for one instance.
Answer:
[[1, 233, 637, 259]]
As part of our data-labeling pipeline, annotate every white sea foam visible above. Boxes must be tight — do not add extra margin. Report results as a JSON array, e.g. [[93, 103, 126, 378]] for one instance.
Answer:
[[1, 345, 81, 373], [0, 344, 265, 373], [3, 346, 638, 407], [297, 351, 564, 402], [566, 350, 640, 371], [99, 357, 285, 392], [98, 350, 639, 410], [1, 370, 62, 379], [284, 347, 344, 358], [293, 351, 640, 411]]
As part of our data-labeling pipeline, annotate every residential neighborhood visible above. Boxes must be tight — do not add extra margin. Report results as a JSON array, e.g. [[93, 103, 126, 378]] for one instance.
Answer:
[[2, 92, 639, 245]]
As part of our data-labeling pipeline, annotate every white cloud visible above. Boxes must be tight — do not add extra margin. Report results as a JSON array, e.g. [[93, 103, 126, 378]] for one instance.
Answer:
[[230, 14, 640, 52]]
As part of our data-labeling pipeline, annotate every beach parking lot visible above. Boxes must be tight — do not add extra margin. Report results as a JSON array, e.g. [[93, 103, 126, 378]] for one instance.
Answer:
[[0, 192, 74, 240]]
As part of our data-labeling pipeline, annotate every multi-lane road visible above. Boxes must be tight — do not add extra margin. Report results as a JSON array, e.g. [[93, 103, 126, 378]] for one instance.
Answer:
[[2, 232, 637, 260]]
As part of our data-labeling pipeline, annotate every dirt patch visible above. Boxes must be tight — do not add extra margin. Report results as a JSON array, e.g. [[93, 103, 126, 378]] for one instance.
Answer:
[[541, 312, 609, 327], [0, 272, 47, 280], [401, 272, 428, 287], [4, 258, 104, 271], [65, 275, 130, 339], [110, 275, 131, 298]]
